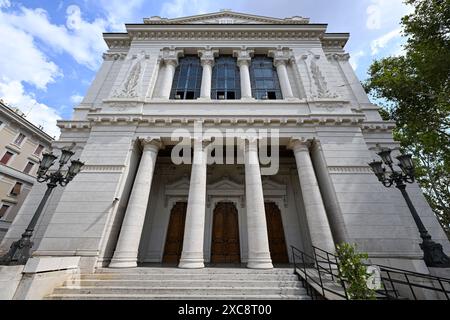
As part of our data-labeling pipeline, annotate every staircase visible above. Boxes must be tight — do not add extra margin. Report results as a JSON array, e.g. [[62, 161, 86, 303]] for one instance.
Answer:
[[46, 267, 310, 300]]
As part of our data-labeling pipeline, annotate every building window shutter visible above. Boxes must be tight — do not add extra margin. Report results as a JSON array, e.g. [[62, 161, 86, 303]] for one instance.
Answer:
[[10, 182, 22, 196], [14, 133, 26, 145], [34, 144, 44, 156], [24, 162, 34, 174], [0, 151, 13, 165], [0, 204, 10, 219]]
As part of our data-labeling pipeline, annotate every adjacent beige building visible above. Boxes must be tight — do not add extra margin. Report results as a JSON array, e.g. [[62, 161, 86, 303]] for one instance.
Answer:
[[0, 100, 53, 240]]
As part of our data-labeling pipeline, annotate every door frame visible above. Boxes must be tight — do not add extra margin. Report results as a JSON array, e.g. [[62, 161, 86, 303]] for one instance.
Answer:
[[210, 201, 241, 264], [264, 198, 291, 261], [206, 196, 245, 263]]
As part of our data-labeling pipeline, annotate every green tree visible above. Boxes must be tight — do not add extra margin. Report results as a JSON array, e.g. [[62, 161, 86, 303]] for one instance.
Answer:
[[336, 243, 376, 300], [364, 0, 450, 236]]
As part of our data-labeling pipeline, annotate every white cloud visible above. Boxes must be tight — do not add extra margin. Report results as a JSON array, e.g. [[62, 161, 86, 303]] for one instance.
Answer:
[[371, 28, 402, 55], [366, 0, 414, 30], [0, 0, 10, 9], [349, 50, 365, 70], [0, 81, 61, 138], [0, 15, 62, 89], [70, 94, 84, 105], [160, 0, 212, 18], [3, 5, 108, 70], [97, 0, 146, 31]]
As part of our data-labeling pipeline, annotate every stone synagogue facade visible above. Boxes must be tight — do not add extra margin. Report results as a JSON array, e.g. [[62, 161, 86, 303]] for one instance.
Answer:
[[1, 10, 449, 282]]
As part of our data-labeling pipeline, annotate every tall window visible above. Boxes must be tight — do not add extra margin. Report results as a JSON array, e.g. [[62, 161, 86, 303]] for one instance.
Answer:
[[211, 56, 241, 100], [0, 204, 10, 219], [0, 151, 13, 165], [10, 182, 22, 196], [34, 144, 44, 156], [23, 161, 34, 174], [170, 56, 202, 100], [249, 56, 282, 100], [14, 133, 26, 145]]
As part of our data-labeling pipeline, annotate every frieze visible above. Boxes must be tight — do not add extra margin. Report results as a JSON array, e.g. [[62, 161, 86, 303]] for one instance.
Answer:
[[326, 53, 351, 62], [126, 30, 324, 42], [82, 165, 126, 173], [328, 166, 373, 174], [102, 52, 127, 61]]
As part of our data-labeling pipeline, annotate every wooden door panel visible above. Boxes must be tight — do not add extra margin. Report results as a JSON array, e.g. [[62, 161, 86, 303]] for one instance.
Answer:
[[162, 202, 187, 263], [211, 202, 241, 264], [265, 202, 289, 264]]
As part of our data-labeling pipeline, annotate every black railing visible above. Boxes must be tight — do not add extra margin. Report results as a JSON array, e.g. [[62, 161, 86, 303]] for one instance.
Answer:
[[291, 245, 450, 300], [291, 246, 348, 299], [374, 263, 450, 300]]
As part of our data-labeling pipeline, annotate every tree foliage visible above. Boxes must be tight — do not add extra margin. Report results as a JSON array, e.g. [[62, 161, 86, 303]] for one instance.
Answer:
[[364, 0, 450, 236], [336, 243, 376, 300]]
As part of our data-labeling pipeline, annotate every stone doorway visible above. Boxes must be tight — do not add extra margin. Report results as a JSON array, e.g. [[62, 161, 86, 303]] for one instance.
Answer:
[[265, 202, 289, 264], [211, 202, 241, 264], [162, 202, 187, 264]]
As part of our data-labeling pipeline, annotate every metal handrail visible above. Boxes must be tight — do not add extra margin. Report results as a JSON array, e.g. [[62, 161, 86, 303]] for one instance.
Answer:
[[291, 246, 348, 299], [291, 245, 450, 300]]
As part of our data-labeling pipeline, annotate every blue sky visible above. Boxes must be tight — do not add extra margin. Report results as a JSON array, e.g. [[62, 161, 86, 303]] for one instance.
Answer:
[[0, 0, 413, 138]]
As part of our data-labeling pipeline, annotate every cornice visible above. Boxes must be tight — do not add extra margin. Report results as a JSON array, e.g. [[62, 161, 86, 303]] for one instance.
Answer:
[[361, 121, 396, 132], [59, 114, 366, 128], [321, 33, 349, 48], [103, 25, 328, 48], [0, 103, 54, 143], [56, 120, 91, 130]]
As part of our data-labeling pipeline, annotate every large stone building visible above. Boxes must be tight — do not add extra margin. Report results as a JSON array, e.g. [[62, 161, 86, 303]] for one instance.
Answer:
[[1, 10, 449, 299], [0, 101, 53, 241]]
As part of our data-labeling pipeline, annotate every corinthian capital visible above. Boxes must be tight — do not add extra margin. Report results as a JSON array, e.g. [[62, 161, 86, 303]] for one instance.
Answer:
[[198, 48, 219, 66], [233, 48, 254, 66], [139, 137, 163, 151], [160, 47, 184, 67], [268, 49, 294, 67]]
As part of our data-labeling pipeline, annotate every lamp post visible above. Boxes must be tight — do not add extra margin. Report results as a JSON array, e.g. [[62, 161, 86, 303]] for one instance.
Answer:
[[369, 147, 450, 268], [0, 149, 84, 265]]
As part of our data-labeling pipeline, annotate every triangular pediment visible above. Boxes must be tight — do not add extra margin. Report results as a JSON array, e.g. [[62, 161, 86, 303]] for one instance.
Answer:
[[208, 176, 243, 191], [165, 176, 190, 194], [262, 178, 286, 194], [144, 10, 309, 25]]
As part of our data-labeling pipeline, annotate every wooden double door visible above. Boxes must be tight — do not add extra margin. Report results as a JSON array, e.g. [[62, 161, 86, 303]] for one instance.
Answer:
[[162, 202, 187, 264], [211, 202, 241, 264], [162, 201, 288, 265], [264, 202, 289, 264]]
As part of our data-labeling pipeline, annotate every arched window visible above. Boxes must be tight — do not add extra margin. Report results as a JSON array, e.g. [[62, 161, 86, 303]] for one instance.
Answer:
[[249, 56, 282, 100], [170, 56, 202, 100], [211, 56, 241, 100]]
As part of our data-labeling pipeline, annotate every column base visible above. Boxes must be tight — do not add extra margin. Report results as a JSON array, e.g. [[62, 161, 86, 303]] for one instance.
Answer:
[[246, 256, 273, 269], [247, 261, 273, 269], [178, 258, 204, 269], [108, 258, 137, 268]]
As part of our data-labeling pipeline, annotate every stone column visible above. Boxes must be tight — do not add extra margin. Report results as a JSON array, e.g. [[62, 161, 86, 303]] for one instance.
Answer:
[[198, 49, 218, 99], [109, 138, 162, 268], [269, 49, 295, 99], [233, 49, 254, 100], [160, 48, 183, 99], [178, 138, 209, 268], [244, 137, 273, 269], [310, 139, 349, 244], [289, 139, 335, 253]]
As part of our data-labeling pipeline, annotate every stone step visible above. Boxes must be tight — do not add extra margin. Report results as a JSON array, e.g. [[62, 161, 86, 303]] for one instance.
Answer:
[[95, 267, 293, 274], [80, 273, 299, 281], [65, 279, 303, 288], [53, 286, 306, 296], [46, 293, 310, 300]]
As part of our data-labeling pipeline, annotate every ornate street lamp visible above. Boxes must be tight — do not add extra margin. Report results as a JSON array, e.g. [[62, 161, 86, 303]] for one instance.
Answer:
[[0, 149, 84, 265], [369, 147, 450, 268]]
